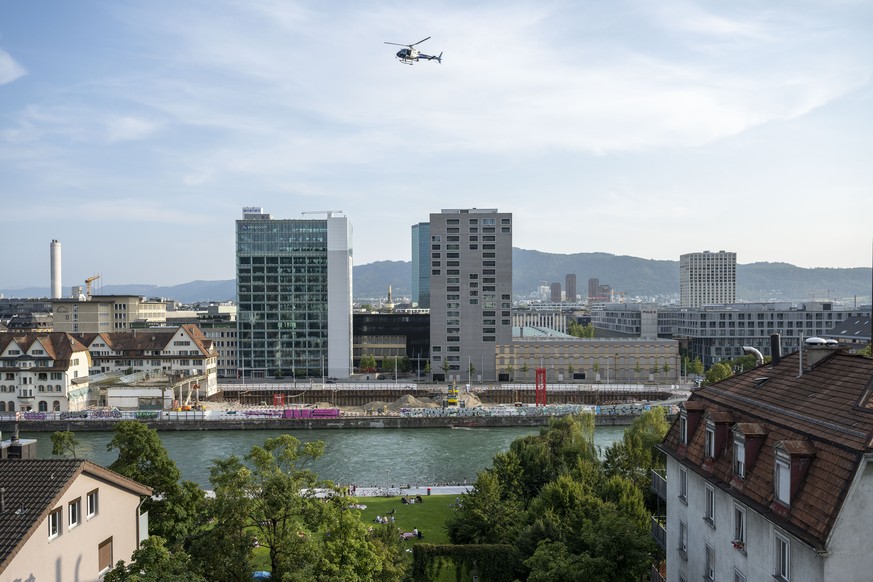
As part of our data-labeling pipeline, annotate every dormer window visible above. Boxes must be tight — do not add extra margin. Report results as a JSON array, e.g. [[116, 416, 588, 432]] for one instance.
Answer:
[[705, 423, 716, 459], [679, 414, 688, 445], [733, 434, 746, 478], [774, 451, 791, 506], [772, 440, 816, 509]]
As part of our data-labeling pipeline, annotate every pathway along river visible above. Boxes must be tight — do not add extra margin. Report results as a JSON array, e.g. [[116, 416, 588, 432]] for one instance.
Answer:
[[23, 425, 627, 489]]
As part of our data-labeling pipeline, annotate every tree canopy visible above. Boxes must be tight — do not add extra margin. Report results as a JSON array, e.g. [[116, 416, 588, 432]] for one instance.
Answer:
[[444, 411, 661, 581]]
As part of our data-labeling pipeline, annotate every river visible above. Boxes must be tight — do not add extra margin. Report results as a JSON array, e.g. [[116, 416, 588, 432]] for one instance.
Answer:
[[23, 425, 628, 489]]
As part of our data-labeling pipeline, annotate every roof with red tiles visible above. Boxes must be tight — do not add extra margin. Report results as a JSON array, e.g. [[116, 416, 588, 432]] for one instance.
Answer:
[[75, 325, 214, 356], [0, 333, 90, 364], [661, 348, 873, 550]]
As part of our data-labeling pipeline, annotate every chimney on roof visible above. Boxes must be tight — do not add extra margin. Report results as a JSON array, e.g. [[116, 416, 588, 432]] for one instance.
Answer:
[[804, 337, 841, 369], [770, 333, 782, 366]]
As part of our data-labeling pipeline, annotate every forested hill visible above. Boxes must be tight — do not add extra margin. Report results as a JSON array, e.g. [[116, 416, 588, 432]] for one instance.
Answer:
[[3, 251, 870, 304]]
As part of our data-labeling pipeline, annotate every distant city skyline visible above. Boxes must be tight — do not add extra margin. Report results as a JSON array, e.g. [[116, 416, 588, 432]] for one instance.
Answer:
[[2, 1, 872, 288]]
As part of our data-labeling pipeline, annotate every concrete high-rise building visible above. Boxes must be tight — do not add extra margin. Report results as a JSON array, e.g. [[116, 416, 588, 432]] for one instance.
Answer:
[[679, 250, 736, 308], [588, 277, 600, 301], [565, 273, 577, 302], [411, 222, 431, 308], [587, 277, 611, 302], [235, 207, 352, 379], [50, 240, 62, 299], [550, 282, 562, 303], [428, 208, 512, 381]]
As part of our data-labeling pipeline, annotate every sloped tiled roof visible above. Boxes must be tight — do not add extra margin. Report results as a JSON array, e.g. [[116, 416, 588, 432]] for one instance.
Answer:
[[77, 325, 214, 355], [0, 459, 151, 571], [0, 333, 89, 363], [661, 349, 873, 550]]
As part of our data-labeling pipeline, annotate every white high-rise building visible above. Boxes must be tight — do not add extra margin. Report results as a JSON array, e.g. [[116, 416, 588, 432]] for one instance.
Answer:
[[679, 250, 736, 308]]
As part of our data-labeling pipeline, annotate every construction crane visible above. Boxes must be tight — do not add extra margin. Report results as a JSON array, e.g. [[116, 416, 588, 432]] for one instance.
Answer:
[[808, 289, 835, 301], [85, 274, 101, 299], [301, 210, 343, 218]]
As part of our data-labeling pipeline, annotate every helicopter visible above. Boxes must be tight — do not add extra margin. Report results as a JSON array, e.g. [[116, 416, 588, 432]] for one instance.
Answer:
[[384, 37, 442, 65]]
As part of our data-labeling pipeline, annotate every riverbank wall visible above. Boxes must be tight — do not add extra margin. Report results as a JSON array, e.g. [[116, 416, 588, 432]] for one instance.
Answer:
[[1, 413, 644, 433]]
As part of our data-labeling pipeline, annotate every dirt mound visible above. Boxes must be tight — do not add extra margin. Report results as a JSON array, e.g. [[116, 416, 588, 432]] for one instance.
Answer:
[[386, 394, 440, 411]]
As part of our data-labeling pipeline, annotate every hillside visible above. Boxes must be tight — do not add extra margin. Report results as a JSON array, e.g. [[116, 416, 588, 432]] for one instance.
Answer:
[[3, 250, 870, 304]]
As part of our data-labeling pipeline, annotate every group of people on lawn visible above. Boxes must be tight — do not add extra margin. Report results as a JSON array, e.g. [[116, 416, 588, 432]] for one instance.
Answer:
[[373, 507, 423, 540]]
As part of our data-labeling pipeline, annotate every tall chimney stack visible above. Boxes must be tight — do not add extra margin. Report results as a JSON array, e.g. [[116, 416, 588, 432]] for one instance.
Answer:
[[770, 333, 782, 366], [50, 240, 62, 299]]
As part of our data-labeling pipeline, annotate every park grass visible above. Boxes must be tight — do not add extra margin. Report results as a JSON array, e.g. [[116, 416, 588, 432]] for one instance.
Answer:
[[248, 494, 459, 574], [353, 494, 457, 545]]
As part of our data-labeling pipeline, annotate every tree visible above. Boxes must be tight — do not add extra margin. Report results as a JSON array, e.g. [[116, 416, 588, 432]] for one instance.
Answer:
[[107, 421, 205, 546], [50, 430, 79, 458], [567, 321, 595, 338], [704, 362, 733, 385], [633, 363, 643, 381], [520, 363, 530, 382], [103, 536, 206, 582], [188, 456, 258, 582], [691, 357, 704, 377], [662, 363, 671, 382], [447, 470, 521, 545], [424, 360, 431, 375], [441, 360, 450, 378], [359, 354, 377, 373], [591, 362, 600, 380], [467, 361, 477, 378], [601, 408, 669, 513], [206, 435, 404, 581], [505, 364, 515, 381]]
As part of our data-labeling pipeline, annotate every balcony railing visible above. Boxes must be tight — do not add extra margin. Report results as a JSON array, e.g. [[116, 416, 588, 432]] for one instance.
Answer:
[[651, 469, 667, 501], [650, 564, 666, 582], [651, 515, 666, 552]]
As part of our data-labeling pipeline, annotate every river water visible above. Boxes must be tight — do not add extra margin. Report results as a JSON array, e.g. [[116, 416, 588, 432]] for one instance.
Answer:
[[23, 425, 627, 489]]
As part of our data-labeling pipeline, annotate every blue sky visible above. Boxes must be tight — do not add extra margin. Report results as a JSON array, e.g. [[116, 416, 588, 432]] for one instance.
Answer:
[[1, 0, 872, 289]]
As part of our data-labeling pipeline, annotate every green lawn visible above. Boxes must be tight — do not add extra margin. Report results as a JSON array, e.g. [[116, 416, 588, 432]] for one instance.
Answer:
[[249, 494, 462, 577], [353, 494, 458, 545]]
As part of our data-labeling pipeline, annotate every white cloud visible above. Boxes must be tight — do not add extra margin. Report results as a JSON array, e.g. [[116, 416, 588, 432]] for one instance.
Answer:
[[105, 115, 160, 142], [0, 49, 26, 84]]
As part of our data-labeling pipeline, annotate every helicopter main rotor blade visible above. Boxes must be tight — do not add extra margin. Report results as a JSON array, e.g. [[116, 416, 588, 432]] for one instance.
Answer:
[[410, 36, 431, 46], [384, 42, 409, 47]]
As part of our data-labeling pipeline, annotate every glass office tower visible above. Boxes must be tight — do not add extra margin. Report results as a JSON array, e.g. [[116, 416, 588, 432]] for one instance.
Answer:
[[411, 222, 431, 309], [236, 207, 352, 379]]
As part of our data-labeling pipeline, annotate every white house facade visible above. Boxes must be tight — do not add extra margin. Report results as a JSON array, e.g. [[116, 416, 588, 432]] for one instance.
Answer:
[[656, 341, 873, 582]]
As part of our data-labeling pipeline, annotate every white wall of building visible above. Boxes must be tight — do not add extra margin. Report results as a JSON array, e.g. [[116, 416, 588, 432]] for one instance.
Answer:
[[327, 215, 353, 379]]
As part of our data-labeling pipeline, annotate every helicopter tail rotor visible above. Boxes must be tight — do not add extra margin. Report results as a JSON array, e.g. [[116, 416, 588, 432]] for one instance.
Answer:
[[437, 52, 443, 63]]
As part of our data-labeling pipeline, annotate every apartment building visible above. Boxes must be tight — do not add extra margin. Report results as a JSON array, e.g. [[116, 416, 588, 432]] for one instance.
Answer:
[[81, 324, 218, 398], [51, 295, 168, 333], [655, 341, 873, 581], [427, 208, 512, 381], [0, 332, 91, 413], [590, 301, 869, 368], [679, 250, 736, 308]]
